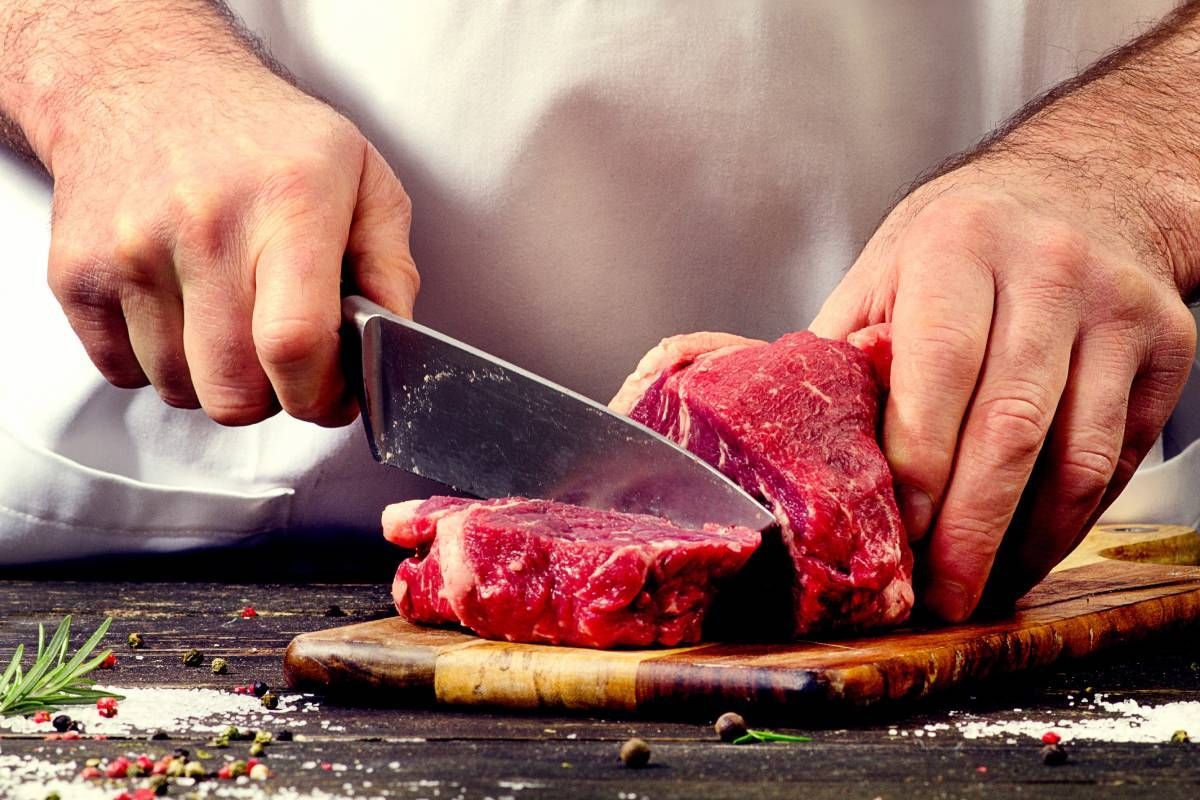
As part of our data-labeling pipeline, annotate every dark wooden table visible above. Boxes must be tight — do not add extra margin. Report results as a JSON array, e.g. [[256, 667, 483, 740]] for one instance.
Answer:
[[1, 578, 1198, 799]]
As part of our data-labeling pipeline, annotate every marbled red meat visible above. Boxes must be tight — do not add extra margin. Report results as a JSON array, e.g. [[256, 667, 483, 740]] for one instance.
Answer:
[[610, 324, 913, 634], [383, 496, 760, 648]]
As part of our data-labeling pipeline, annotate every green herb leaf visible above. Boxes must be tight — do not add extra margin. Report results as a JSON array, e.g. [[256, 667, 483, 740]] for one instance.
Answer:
[[732, 729, 812, 744], [0, 616, 122, 716]]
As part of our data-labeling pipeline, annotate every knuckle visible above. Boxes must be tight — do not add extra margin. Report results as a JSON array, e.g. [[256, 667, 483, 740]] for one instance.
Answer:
[[973, 385, 1054, 460], [1055, 444, 1118, 502], [935, 512, 1006, 561], [1031, 223, 1091, 282], [199, 389, 277, 426], [174, 191, 236, 261], [255, 316, 332, 369]]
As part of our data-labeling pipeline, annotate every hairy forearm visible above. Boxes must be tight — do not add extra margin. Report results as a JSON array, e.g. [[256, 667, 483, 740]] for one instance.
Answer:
[[0, 0, 281, 171], [921, 1, 1200, 298]]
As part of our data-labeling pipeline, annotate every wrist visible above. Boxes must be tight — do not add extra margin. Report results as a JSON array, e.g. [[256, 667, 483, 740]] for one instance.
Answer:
[[0, 0, 270, 172]]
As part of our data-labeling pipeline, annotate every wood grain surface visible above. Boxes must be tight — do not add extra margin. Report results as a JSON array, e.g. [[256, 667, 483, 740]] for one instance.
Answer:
[[284, 524, 1200, 718]]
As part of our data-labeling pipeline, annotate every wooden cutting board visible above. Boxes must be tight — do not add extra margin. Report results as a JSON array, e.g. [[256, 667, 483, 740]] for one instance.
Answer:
[[284, 523, 1200, 718]]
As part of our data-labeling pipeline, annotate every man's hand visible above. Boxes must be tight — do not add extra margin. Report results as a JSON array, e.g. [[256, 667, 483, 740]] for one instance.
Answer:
[[813, 5, 1200, 621], [1, 0, 418, 426]]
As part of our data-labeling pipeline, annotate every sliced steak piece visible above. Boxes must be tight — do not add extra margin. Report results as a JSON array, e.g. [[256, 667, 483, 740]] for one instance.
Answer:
[[383, 496, 760, 648], [611, 326, 913, 634]]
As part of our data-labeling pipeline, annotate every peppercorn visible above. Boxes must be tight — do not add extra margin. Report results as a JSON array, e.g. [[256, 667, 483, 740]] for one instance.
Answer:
[[249, 741, 266, 757], [252, 680, 269, 697], [260, 691, 279, 710], [222, 725, 240, 740], [1041, 743, 1069, 766], [150, 730, 170, 740], [254, 730, 272, 744], [619, 737, 651, 768], [84, 758, 101, 768], [173, 748, 189, 759], [249, 763, 270, 780], [183, 761, 206, 779], [51, 714, 71, 732], [182, 648, 204, 667], [324, 604, 347, 617], [211, 735, 230, 749], [80, 766, 102, 780], [45, 792, 61, 800], [67, 720, 85, 733], [1041, 731, 1061, 745], [165, 759, 185, 778], [211, 657, 229, 675], [1171, 729, 1190, 743], [32, 710, 51, 724], [125, 762, 144, 778], [714, 712, 749, 742], [275, 729, 293, 742], [99, 652, 117, 669], [229, 759, 248, 778], [106, 757, 131, 778], [96, 696, 118, 718], [148, 775, 168, 796], [240, 606, 258, 618]]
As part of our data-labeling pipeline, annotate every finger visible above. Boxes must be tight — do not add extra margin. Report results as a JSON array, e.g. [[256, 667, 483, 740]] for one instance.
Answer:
[[923, 288, 1077, 622], [252, 212, 356, 427], [48, 245, 149, 389], [346, 143, 419, 318], [122, 286, 199, 409], [880, 241, 994, 541], [990, 331, 1137, 596], [177, 252, 278, 426]]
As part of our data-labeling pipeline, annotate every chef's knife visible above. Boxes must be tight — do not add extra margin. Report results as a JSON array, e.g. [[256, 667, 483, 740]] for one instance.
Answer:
[[342, 295, 774, 531]]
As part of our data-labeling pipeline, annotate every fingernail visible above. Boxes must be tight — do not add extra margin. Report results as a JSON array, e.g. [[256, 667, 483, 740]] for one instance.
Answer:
[[895, 484, 933, 540], [925, 581, 970, 623]]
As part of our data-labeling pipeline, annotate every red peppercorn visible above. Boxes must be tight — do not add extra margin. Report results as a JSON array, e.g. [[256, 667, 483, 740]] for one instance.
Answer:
[[100, 652, 117, 669], [81, 766, 102, 779], [320, 762, 332, 771], [217, 764, 233, 780], [240, 606, 258, 618], [152, 756, 171, 775], [1041, 731, 1062, 745], [97, 696, 119, 717], [114, 793, 134, 800], [136, 754, 154, 771], [246, 758, 260, 770], [106, 756, 130, 778], [32, 710, 51, 723]]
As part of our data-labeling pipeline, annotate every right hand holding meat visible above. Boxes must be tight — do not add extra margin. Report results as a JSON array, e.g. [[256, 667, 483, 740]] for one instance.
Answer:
[[39, 57, 418, 426]]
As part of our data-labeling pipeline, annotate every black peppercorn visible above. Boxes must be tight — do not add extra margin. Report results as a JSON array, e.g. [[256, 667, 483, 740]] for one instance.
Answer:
[[1041, 743, 1069, 766], [260, 692, 279, 710], [252, 680, 269, 697], [275, 730, 293, 742], [182, 648, 203, 667], [324, 605, 348, 617], [67, 720, 85, 733], [714, 712, 749, 742], [150, 731, 170, 740], [51, 715, 71, 732]]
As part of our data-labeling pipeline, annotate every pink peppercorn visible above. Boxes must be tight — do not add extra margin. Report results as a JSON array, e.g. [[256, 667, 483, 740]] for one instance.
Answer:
[[106, 756, 130, 778], [217, 764, 233, 780], [97, 696, 118, 717], [81, 766, 102, 779], [240, 606, 258, 618], [100, 652, 117, 669], [136, 754, 154, 771], [1041, 731, 1062, 745], [32, 710, 51, 723]]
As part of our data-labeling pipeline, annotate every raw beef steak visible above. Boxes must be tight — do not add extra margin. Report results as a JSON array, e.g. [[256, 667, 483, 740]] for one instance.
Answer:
[[611, 326, 913, 634], [383, 496, 760, 648]]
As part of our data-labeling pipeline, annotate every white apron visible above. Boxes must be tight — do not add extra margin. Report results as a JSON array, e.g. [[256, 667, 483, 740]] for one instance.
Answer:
[[0, 0, 1186, 564]]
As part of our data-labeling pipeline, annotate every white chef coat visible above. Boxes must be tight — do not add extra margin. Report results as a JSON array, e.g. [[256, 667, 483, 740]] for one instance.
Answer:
[[0, 0, 1189, 565]]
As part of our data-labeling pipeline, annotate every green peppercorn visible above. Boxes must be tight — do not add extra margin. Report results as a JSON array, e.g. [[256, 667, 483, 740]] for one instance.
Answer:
[[254, 730, 272, 744], [229, 759, 248, 778], [127, 632, 144, 649], [210, 657, 229, 675], [45, 792, 61, 800], [619, 737, 651, 768], [148, 775, 169, 796], [211, 735, 229, 749], [249, 741, 266, 757], [125, 762, 144, 778], [183, 760, 206, 779], [165, 758, 185, 778], [85, 758, 101, 768], [182, 648, 203, 667], [1171, 729, 1190, 743], [260, 691, 279, 710], [222, 725, 240, 740]]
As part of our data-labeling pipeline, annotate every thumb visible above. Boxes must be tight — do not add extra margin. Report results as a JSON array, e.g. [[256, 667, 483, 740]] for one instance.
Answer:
[[347, 143, 420, 318]]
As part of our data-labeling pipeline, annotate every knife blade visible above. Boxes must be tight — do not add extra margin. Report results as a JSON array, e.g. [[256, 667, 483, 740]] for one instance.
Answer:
[[342, 296, 774, 531]]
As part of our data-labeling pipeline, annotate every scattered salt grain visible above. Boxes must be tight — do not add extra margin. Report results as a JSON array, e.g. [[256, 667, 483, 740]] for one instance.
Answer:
[[958, 695, 1200, 743]]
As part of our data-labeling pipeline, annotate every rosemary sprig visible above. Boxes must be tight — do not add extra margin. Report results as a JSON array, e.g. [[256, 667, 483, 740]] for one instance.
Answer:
[[732, 729, 812, 744], [0, 615, 123, 716]]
